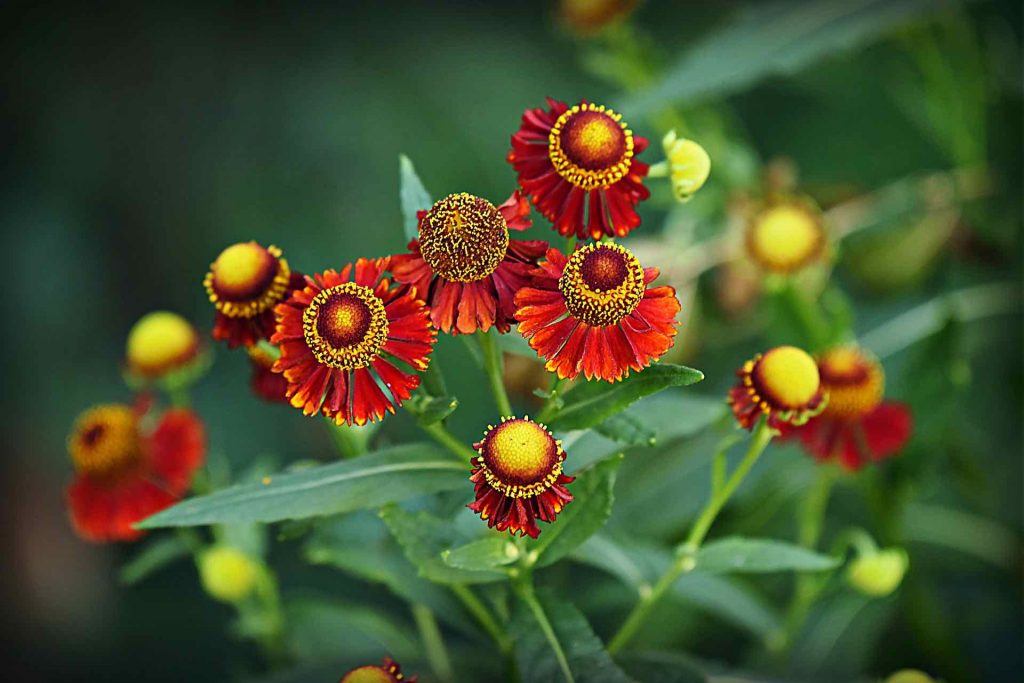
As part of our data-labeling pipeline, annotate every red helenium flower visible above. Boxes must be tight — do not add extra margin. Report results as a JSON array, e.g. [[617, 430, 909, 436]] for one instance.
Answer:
[[271, 258, 436, 426], [339, 657, 417, 683], [515, 242, 680, 382], [468, 417, 574, 539], [728, 346, 826, 430], [783, 347, 912, 470], [65, 402, 205, 543], [509, 98, 650, 240], [204, 241, 306, 348], [390, 191, 546, 335]]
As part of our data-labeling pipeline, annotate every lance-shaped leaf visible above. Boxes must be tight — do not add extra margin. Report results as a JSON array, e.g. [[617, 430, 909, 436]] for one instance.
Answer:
[[617, 652, 708, 683], [443, 537, 520, 571], [695, 537, 840, 574], [510, 589, 634, 683], [120, 534, 193, 585], [138, 443, 467, 528], [399, 154, 431, 242], [547, 364, 704, 432]]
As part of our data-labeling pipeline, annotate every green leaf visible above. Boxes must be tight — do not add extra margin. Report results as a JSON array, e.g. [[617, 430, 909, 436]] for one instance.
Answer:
[[510, 589, 634, 683], [408, 394, 459, 426], [619, 0, 955, 114], [594, 412, 656, 447], [548, 364, 704, 432], [617, 652, 708, 683], [399, 154, 431, 243], [696, 537, 840, 574], [138, 444, 467, 528], [443, 537, 520, 571], [527, 455, 623, 568], [497, 329, 538, 358], [119, 534, 192, 585], [286, 596, 419, 663], [380, 506, 508, 585], [304, 512, 479, 637]]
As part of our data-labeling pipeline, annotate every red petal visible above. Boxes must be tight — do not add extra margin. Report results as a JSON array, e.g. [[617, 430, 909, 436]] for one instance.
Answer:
[[144, 409, 206, 494], [66, 475, 176, 543]]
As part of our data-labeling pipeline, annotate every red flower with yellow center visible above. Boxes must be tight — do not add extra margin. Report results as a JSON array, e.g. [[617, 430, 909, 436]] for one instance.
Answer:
[[515, 242, 680, 382], [784, 347, 912, 470], [272, 258, 436, 426], [728, 345, 827, 430], [339, 657, 416, 683], [204, 241, 306, 348], [468, 417, 574, 539], [65, 402, 205, 542], [390, 191, 546, 335], [509, 99, 650, 240]]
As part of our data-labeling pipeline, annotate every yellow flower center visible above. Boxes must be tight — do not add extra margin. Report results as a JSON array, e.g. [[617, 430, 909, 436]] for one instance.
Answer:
[[559, 242, 645, 327], [746, 203, 824, 272], [818, 347, 884, 419], [303, 283, 389, 370], [126, 311, 198, 376], [340, 668, 396, 683], [477, 418, 564, 499], [67, 405, 141, 477], [418, 193, 509, 282], [753, 346, 821, 409], [198, 546, 259, 603], [203, 242, 293, 318], [548, 103, 634, 190]]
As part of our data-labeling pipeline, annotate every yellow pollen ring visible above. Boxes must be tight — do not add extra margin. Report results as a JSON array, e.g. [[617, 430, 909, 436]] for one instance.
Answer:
[[559, 242, 645, 327], [476, 417, 564, 499], [418, 193, 509, 283], [548, 103, 635, 190], [302, 282, 389, 371], [746, 201, 825, 273], [126, 311, 199, 377], [67, 404, 141, 477], [751, 346, 821, 410], [818, 347, 885, 419], [203, 243, 293, 318]]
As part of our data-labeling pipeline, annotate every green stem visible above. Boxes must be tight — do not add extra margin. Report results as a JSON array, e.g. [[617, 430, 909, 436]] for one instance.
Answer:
[[777, 280, 831, 351], [478, 330, 513, 417], [515, 576, 573, 683], [421, 422, 478, 463], [412, 603, 454, 683], [324, 419, 371, 459], [252, 565, 288, 668], [536, 375, 563, 424], [607, 419, 775, 654], [169, 385, 191, 409], [450, 584, 512, 654]]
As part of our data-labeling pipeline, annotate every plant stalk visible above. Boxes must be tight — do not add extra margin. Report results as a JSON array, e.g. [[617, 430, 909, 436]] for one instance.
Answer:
[[478, 330, 513, 417]]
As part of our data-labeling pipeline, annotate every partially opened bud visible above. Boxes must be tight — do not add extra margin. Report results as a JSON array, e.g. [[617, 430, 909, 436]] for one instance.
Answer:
[[125, 311, 201, 380], [883, 669, 937, 683], [198, 546, 260, 603], [662, 130, 711, 202], [847, 547, 909, 597]]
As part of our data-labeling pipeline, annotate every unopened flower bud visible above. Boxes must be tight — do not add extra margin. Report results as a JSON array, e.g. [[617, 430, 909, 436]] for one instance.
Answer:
[[883, 669, 937, 683], [198, 546, 259, 603], [847, 547, 908, 597], [662, 130, 711, 202], [126, 311, 200, 379]]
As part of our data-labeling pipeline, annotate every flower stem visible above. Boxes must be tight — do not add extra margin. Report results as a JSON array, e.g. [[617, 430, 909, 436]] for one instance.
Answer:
[[607, 419, 775, 654], [514, 575, 574, 683], [324, 419, 371, 459], [412, 603, 454, 683], [478, 330, 513, 417], [420, 422, 478, 463], [449, 584, 512, 654]]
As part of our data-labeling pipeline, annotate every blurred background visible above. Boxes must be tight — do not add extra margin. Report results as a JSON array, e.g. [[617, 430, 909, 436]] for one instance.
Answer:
[[2, 1, 1020, 681]]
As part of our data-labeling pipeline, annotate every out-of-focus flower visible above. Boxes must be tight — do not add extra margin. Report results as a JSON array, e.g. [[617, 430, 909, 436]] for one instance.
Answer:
[[883, 670, 937, 683], [557, 0, 638, 36], [847, 547, 909, 597], [515, 242, 680, 382], [509, 98, 650, 240], [714, 259, 762, 319], [745, 198, 826, 273], [390, 192, 546, 335], [661, 130, 711, 202], [728, 345, 826, 430], [198, 545, 260, 603], [125, 311, 201, 380], [66, 403, 205, 542], [468, 417, 574, 539], [339, 657, 417, 683], [784, 346, 912, 470], [204, 241, 305, 348], [271, 259, 436, 426], [247, 345, 289, 404]]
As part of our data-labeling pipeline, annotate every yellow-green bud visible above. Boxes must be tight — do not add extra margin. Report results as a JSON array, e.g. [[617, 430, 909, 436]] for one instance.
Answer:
[[125, 311, 200, 379], [883, 669, 937, 683], [198, 546, 259, 603], [662, 130, 711, 202], [847, 548, 908, 597]]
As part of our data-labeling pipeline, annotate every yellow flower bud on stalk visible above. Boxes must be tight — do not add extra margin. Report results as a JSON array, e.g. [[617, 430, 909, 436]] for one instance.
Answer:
[[847, 547, 909, 597], [658, 130, 711, 202], [198, 546, 260, 603]]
